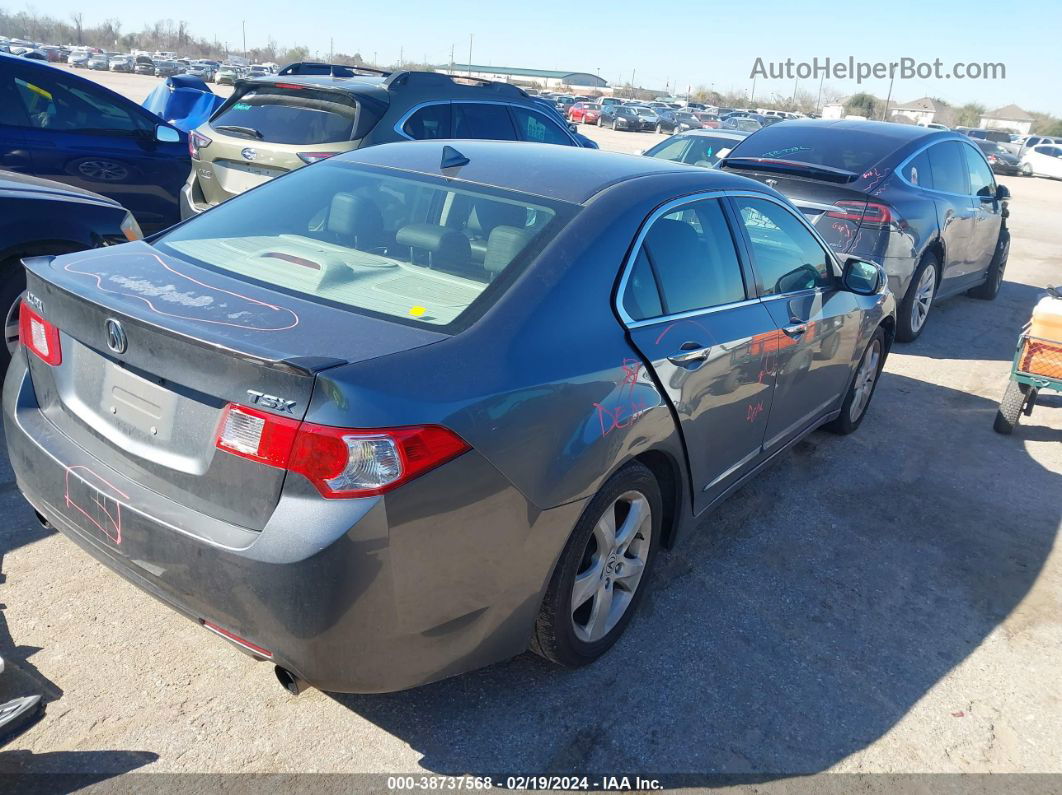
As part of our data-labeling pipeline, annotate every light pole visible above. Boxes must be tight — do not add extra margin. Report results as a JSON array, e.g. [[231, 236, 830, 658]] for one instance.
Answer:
[[241, 20, 246, 56], [468, 33, 473, 75]]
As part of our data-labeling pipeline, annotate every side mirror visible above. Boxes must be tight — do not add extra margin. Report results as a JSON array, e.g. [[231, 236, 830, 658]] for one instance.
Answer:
[[842, 257, 884, 295], [156, 125, 181, 144], [996, 183, 1010, 201]]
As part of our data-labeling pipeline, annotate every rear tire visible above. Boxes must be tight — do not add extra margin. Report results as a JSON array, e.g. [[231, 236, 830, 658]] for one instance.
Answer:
[[0, 259, 26, 373], [968, 228, 1009, 300], [531, 461, 661, 667], [825, 328, 886, 435], [994, 380, 1028, 434], [896, 253, 939, 342]]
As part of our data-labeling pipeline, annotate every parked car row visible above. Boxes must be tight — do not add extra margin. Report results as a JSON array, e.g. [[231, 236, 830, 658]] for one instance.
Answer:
[[0, 52, 1021, 698]]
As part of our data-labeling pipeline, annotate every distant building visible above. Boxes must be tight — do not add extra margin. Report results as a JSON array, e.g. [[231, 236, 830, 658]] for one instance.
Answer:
[[889, 97, 944, 126], [980, 104, 1034, 136], [444, 63, 608, 89]]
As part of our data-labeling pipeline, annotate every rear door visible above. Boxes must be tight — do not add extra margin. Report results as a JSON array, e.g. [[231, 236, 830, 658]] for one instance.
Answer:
[[619, 196, 778, 512], [728, 194, 862, 452]]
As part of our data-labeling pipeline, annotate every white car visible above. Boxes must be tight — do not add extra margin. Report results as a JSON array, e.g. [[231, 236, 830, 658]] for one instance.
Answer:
[[1019, 144, 1062, 179]]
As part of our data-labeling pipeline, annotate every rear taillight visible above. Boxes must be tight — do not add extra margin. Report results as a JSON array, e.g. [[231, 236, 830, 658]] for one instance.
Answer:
[[189, 130, 211, 159], [19, 301, 61, 366], [296, 151, 338, 165], [826, 200, 892, 225], [215, 404, 469, 498]]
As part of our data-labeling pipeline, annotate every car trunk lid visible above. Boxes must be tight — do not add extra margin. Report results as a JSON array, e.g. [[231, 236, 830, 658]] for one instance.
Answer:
[[21, 243, 446, 530]]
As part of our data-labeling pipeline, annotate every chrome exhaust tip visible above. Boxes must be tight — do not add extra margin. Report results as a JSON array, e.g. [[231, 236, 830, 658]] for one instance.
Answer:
[[274, 665, 309, 696]]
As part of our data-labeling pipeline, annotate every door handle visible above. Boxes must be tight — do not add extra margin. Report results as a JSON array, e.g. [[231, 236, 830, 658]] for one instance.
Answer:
[[782, 322, 808, 338], [667, 342, 712, 365]]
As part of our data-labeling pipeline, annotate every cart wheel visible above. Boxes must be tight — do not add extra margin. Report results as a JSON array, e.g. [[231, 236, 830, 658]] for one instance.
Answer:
[[1023, 388, 1039, 416], [993, 380, 1028, 434]]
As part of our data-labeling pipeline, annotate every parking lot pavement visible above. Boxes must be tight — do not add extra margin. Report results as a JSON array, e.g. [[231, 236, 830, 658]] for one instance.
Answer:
[[0, 72, 1060, 780]]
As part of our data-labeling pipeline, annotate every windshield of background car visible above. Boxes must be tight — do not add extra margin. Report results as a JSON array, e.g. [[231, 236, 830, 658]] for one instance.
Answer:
[[154, 161, 575, 329], [210, 85, 358, 145], [727, 125, 905, 174]]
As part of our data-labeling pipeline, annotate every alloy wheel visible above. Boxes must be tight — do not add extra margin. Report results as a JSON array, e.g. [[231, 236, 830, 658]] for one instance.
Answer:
[[911, 264, 936, 333], [76, 159, 129, 182], [570, 490, 652, 643], [849, 338, 882, 423]]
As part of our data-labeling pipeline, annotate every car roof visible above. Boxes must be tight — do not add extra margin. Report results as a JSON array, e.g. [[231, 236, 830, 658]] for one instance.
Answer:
[[335, 140, 766, 205], [775, 117, 953, 142]]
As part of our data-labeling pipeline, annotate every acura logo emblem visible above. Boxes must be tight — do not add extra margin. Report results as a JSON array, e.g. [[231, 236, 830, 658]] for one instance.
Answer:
[[105, 318, 127, 354], [241, 148, 257, 161]]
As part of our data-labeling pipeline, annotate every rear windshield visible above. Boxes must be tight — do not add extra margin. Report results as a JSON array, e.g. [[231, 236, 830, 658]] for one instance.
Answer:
[[210, 85, 358, 145], [727, 125, 904, 174], [154, 161, 573, 329]]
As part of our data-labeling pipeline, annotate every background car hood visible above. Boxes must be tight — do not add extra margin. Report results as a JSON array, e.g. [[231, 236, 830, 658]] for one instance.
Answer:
[[142, 76, 226, 133]]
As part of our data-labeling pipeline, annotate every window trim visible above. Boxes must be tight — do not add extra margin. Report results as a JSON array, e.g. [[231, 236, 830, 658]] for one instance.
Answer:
[[614, 190, 763, 328]]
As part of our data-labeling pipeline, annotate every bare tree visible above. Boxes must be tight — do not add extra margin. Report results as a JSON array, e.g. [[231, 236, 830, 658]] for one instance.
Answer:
[[70, 11, 84, 45]]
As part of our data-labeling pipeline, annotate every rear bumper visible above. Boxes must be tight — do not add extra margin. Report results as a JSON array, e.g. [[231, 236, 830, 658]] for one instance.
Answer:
[[179, 173, 209, 220], [3, 355, 584, 692]]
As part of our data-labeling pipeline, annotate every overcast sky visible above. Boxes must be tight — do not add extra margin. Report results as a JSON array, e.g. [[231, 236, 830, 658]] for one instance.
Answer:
[[24, 0, 1061, 115]]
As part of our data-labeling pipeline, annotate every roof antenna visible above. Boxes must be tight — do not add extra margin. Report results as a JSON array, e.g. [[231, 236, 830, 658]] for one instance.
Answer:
[[441, 145, 470, 169]]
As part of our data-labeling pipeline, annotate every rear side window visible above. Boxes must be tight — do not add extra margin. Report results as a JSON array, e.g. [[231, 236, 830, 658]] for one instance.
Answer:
[[927, 141, 968, 194], [901, 149, 934, 189], [402, 103, 451, 139], [211, 85, 357, 145], [154, 161, 572, 330], [510, 106, 572, 145], [452, 103, 517, 140], [623, 199, 746, 319]]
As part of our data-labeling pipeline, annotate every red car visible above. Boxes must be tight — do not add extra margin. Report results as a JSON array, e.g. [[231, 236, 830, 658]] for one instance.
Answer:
[[568, 102, 603, 124], [694, 112, 721, 129]]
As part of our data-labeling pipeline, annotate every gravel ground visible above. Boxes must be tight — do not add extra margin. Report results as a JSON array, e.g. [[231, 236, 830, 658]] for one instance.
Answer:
[[0, 65, 1059, 782]]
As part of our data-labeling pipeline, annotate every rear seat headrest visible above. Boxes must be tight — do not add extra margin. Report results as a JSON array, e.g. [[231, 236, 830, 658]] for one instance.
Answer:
[[327, 193, 383, 250], [397, 223, 472, 272], [483, 225, 535, 275]]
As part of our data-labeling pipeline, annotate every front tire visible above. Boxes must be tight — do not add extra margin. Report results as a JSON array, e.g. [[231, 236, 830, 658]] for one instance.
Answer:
[[968, 228, 1009, 300], [826, 329, 886, 434], [531, 461, 661, 667], [897, 253, 939, 342]]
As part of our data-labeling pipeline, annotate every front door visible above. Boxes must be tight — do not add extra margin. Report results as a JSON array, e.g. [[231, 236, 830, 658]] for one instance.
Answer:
[[619, 196, 778, 512], [728, 194, 863, 452], [960, 142, 1004, 283]]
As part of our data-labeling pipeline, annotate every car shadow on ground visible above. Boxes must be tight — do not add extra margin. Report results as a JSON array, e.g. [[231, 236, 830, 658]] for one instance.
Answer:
[[907, 280, 1051, 364], [330, 369, 1060, 777]]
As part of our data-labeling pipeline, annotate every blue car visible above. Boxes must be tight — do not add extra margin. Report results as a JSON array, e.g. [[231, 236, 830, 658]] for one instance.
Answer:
[[0, 53, 189, 233]]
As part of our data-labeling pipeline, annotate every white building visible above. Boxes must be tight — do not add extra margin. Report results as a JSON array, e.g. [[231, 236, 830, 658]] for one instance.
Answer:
[[980, 104, 1034, 136]]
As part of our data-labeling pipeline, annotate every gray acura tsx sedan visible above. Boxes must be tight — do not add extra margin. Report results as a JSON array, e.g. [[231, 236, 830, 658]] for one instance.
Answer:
[[4, 140, 896, 694]]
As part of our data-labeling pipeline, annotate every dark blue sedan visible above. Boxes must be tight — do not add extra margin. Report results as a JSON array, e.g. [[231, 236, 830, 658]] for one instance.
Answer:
[[0, 53, 189, 233]]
